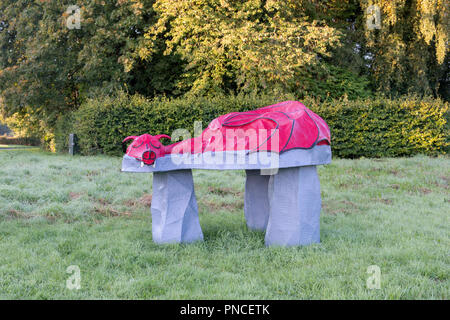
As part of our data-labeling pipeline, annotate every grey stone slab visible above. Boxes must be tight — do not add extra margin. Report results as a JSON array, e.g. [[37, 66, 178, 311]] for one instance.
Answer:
[[151, 170, 203, 243], [244, 170, 270, 231], [265, 166, 321, 247], [121, 145, 331, 172]]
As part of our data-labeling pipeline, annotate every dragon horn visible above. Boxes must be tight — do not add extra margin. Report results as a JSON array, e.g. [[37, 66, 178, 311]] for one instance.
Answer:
[[122, 136, 137, 153], [122, 136, 137, 143], [154, 134, 171, 141]]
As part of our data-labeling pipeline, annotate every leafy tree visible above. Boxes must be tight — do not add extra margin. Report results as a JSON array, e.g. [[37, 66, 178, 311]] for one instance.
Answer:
[[137, 0, 343, 95], [0, 0, 180, 147], [359, 0, 449, 98], [75, 0, 183, 98]]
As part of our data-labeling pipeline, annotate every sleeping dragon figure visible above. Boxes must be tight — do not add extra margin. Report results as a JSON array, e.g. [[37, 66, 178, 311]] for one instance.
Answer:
[[122, 101, 330, 166]]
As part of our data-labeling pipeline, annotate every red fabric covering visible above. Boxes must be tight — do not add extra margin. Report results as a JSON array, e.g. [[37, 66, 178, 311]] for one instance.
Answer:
[[124, 101, 330, 165]]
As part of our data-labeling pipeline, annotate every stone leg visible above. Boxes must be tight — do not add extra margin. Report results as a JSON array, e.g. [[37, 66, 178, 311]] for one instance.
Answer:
[[151, 170, 203, 244], [244, 170, 270, 231], [265, 166, 321, 246]]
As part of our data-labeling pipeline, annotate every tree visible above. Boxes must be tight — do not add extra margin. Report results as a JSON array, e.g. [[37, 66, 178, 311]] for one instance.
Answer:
[[137, 0, 343, 95], [0, 0, 177, 147], [359, 0, 449, 97], [1, 0, 448, 149]]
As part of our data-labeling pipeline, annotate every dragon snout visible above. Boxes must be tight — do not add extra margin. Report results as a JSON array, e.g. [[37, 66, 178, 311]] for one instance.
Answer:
[[122, 134, 172, 166]]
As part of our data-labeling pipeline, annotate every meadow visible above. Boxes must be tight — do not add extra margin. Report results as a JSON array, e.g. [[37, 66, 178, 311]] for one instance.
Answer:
[[0, 148, 448, 299]]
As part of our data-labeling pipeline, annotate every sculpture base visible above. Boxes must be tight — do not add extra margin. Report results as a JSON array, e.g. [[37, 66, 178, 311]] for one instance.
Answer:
[[149, 167, 322, 247], [122, 146, 331, 172], [244, 170, 270, 231], [265, 166, 321, 246], [151, 170, 203, 244]]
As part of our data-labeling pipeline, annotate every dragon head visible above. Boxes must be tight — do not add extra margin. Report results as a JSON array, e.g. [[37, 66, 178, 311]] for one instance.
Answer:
[[122, 134, 171, 165]]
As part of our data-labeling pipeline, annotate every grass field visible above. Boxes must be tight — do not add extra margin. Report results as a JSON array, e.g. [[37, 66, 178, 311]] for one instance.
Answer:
[[0, 148, 448, 299]]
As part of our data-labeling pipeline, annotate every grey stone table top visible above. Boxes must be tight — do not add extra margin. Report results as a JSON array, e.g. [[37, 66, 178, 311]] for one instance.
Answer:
[[121, 145, 331, 173]]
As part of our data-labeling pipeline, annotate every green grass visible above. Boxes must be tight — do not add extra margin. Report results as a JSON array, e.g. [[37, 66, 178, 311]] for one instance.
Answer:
[[0, 149, 448, 299]]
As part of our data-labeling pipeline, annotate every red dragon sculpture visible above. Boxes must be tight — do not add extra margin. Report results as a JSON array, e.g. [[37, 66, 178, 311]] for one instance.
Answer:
[[123, 101, 330, 166]]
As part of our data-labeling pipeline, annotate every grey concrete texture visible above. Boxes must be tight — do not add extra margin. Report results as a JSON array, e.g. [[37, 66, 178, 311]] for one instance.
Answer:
[[244, 170, 270, 231], [147, 166, 323, 246], [265, 166, 321, 246], [151, 170, 203, 244], [122, 145, 331, 173]]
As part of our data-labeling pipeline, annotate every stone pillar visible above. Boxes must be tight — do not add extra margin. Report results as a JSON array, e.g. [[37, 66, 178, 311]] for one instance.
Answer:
[[151, 170, 203, 243], [244, 170, 270, 231], [265, 166, 321, 246]]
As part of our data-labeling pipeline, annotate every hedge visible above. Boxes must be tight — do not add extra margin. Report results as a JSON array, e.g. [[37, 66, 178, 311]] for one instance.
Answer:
[[0, 135, 40, 146], [58, 92, 448, 158], [311, 97, 449, 158]]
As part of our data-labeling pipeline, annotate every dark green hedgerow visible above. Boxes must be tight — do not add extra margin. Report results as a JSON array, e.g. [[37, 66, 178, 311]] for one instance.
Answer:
[[59, 92, 448, 158], [309, 97, 449, 158]]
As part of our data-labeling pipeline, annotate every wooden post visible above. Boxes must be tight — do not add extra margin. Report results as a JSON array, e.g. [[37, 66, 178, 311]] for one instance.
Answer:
[[69, 133, 78, 155]]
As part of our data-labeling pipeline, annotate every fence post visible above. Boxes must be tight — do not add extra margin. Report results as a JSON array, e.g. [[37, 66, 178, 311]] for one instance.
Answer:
[[69, 133, 78, 155]]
